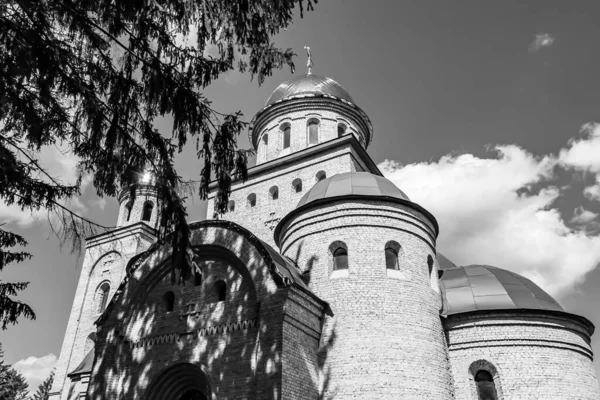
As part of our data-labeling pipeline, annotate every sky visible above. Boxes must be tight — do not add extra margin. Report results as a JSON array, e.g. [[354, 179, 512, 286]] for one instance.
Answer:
[[4, 0, 600, 390]]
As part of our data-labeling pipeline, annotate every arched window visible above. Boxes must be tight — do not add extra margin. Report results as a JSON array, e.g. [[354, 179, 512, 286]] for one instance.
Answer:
[[292, 178, 303, 193], [214, 280, 226, 302], [269, 186, 279, 200], [427, 255, 434, 276], [194, 270, 202, 286], [247, 193, 256, 208], [307, 118, 319, 145], [227, 200, 235, 212], [261, 133, 269, 160], [164, 291, 175, 312], [96, 282, 110, 314], [142, 201, 153, 222], [329, 241, 349, 270], [475, 370, 499, 400], [281, 123, 291, 149], [337, 123, 347, 138], [385, 241, 401, 270], [315, 170, 326, 182], [125, 201, 133, 222]]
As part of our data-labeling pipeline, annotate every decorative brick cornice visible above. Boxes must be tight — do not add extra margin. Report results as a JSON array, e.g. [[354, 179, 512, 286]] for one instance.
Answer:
[[126, 318, 258, 349], [207, 134, 382, 192], [85, 222, 157, 248], [95, 220, 328, 326]]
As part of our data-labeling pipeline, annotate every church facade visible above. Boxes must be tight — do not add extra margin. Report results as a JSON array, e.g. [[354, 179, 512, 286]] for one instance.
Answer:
[[49, 72, 600, 399]]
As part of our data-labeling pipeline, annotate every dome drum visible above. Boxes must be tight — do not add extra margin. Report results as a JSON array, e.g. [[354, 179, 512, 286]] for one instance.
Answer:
[[275, 172, 438, 247], [277, 195, 453, 399], [250, 74, 374, 151]]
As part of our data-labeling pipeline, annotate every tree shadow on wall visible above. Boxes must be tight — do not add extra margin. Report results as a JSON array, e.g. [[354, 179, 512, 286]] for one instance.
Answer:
[[85, 224, 327, 400], [291, 241, 338, 400]]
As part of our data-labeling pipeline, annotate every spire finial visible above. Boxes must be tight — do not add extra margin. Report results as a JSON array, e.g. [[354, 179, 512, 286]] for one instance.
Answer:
[[304, 46, 313, 74]]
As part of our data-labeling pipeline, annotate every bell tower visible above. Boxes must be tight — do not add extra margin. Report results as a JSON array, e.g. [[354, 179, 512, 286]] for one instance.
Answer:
[[49, 182, 158, 400]]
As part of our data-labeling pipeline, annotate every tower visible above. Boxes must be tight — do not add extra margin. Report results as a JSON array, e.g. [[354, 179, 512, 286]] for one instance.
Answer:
[[274, 173, 455, 398], [49, 183, 158, 400]]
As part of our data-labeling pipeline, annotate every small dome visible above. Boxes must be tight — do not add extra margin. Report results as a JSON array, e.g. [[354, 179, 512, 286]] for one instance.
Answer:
[[440, 265, 563, 315], [296, 172, 410, 209], [265, 74, 354, 106], [436, 253, 457, 270]]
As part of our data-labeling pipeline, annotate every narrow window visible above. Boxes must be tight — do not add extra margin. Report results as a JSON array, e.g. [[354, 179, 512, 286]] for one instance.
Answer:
[[164, 291, 175, 312], [261, 134, 269, 161], [214, 280, 226, 302], [307, 119, 319, 145], [282, 123, 291, 149], [337, 123, 347, 138], [194, 270, 202, 286], [427, 255, 434, 276], [475, 370, 498, 400], [142, 201, 153, 222], [333, 248, 348, 270], [97, 283, 110, 313], [270, 186, 279, 200], [227, 200, 235, 212], [385, 241, 401, 270], [125, 201, 133, 222], [292, 178, 303, 193], [247, 193, 256, 208], [329, 241, 349, 271], [316, 170, 327, 182]]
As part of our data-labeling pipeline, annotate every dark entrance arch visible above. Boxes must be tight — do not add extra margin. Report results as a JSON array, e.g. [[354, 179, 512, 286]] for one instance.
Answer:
[[144, 363, 211, 400], [178, 390, 208, 400]]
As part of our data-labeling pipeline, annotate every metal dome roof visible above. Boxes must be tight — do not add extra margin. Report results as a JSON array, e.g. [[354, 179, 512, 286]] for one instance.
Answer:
[[440, 264, 563, 315], [265, 74, 354, 106], [296, 172, 410, 209]]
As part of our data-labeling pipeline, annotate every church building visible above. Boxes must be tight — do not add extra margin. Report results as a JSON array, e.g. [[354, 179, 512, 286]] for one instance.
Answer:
[[49, 66, 600, 399]]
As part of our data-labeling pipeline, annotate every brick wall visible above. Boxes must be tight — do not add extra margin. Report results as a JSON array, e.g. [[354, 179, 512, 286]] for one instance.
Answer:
[[254, 107, 366, 165], [278, 199, 455, 399], [446, 311, 600, 399], [116, 185, 159, 229], [49, 223, 156, 400], [207, 140, 373, 248], [86, 224, 326, 400]]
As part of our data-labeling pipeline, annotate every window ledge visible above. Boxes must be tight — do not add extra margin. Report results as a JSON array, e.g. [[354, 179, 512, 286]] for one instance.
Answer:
[[330, 269, 349, 279], [387, 269, 407, 280]]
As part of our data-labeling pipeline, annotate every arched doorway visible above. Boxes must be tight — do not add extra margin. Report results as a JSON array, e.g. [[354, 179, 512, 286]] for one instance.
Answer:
[[144, 363, 211, 400], [178, 390, 208, 400]]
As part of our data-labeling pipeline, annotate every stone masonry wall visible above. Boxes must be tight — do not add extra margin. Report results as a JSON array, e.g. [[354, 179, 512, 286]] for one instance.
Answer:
[[446, 311, 600, 400], [278, 200, 455, 399]]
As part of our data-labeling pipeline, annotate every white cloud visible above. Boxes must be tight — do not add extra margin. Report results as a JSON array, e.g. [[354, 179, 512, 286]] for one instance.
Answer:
[[380, 143, 600, 297], [529, 33, 555, 52], [571, 206, 599, 224], [559, 123, 600, 200], [13, 353, 57, 391]]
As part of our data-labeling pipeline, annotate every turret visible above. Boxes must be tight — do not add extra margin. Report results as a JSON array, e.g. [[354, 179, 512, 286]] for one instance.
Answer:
[[274, 172, 455, 399]]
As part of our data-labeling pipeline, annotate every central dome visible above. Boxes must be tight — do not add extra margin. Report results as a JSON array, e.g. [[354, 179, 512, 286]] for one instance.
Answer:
[[296, 172, 410, 209], [265, 74, 354, 106]]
